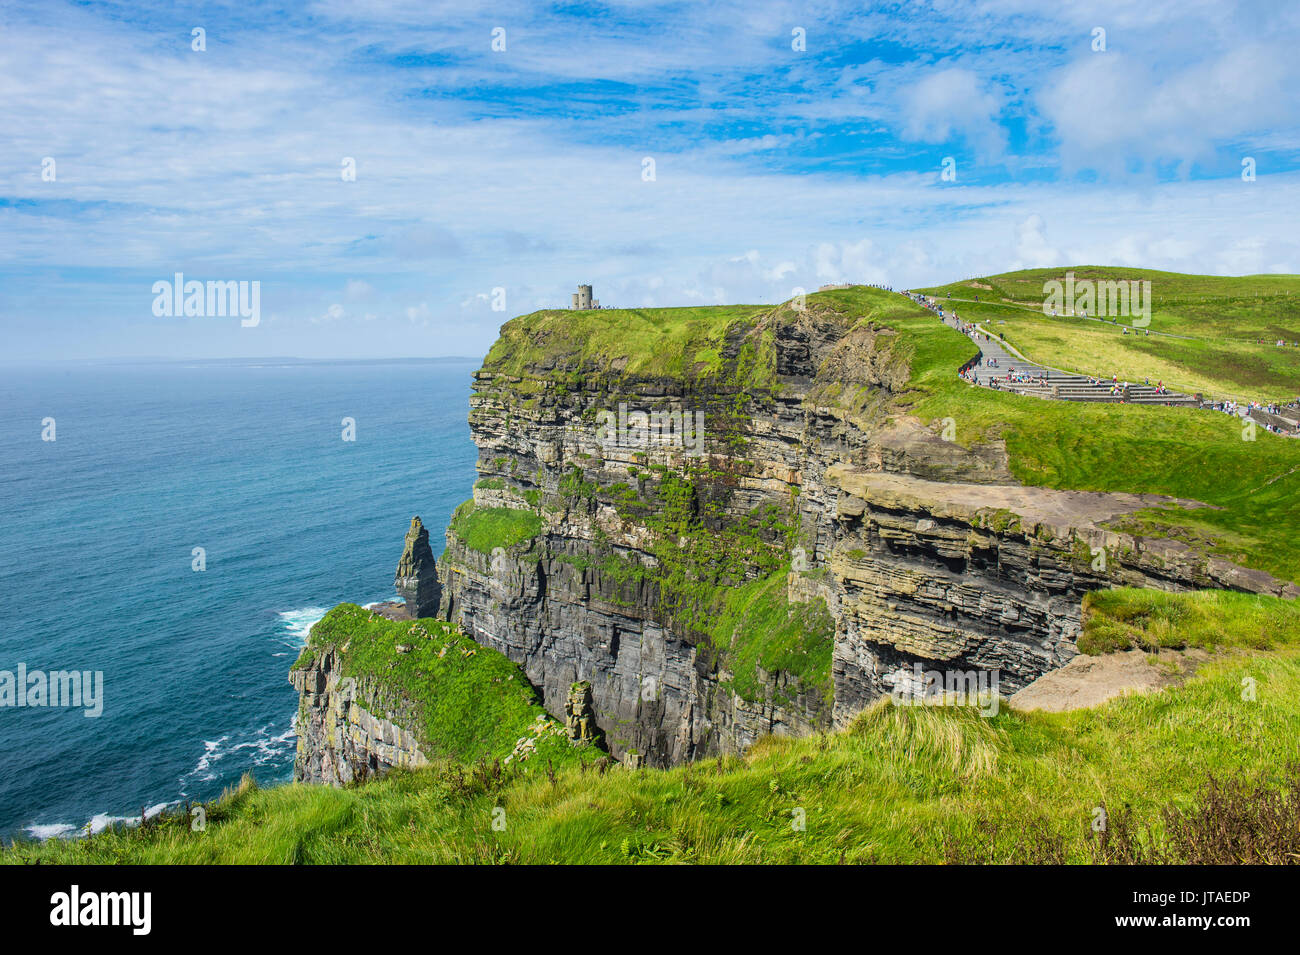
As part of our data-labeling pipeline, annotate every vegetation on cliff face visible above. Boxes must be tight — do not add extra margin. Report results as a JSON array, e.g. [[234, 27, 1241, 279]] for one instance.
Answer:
[[712, 572, 835, 707], [291, 605, 589, 768], [446, 501, 544, 555], [12, 590, 1300, 863]]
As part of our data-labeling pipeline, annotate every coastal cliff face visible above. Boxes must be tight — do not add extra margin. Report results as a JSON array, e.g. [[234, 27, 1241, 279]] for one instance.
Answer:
[[290, 604, 600, 785], [433, 293, 1297, 767], [291, 648, 428, 785]]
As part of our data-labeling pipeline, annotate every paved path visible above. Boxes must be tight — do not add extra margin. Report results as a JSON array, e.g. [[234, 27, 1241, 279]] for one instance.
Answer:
[[903, 292, 1219, 410], [938, 309, 1201, 407], [877, 289, 1298, 434]]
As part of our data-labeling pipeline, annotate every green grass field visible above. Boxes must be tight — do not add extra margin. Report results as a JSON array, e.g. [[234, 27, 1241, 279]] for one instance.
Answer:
[[918, 267, 1300, 400]]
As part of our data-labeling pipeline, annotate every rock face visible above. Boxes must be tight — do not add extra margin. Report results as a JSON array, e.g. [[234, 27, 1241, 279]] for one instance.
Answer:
[[291, 649, 428, 785], [564, 680, 602, 744], [433, 299, 1298, 767], [395, 516, 441, 619], [822, 467, 1296, 725]]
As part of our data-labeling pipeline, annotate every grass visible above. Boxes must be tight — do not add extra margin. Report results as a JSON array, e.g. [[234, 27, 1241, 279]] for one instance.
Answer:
[[11, 606, 1300, 862], [1079, 588, 1300, 654], [291, 604, 594, 769], [918, 267, 1300, 400], [482, 304, 772, 386], [446, 501, 544, 555]]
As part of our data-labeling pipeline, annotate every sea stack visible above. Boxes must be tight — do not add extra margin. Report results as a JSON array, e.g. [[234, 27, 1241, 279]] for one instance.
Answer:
[[394, 516, 441, 619]]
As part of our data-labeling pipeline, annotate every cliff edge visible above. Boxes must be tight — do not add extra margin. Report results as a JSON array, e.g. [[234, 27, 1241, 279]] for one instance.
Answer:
[[431, 288, 1299, 766]]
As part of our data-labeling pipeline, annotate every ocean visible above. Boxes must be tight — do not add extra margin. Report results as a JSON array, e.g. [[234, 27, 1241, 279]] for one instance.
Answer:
[[0, 358, 479, 838]]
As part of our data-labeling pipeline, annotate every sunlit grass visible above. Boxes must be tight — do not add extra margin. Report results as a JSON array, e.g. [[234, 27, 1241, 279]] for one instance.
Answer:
[[10, 635, 1298, 863]]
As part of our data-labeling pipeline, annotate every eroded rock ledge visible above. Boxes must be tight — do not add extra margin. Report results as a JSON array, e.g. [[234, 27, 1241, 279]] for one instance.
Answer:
[[291, 648, 428, 785], [825, 466, 1297, 724]]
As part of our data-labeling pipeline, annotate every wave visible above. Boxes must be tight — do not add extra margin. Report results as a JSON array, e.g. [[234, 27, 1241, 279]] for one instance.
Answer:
[[270, 599, 391, 655], [179, 722, 297, 788], [275, 605, 329, 649], [26, 801, 173, 841]]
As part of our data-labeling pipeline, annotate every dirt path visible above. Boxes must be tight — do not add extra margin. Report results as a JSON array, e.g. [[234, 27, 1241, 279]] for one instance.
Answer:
[[1008, 648, 1209, 713]]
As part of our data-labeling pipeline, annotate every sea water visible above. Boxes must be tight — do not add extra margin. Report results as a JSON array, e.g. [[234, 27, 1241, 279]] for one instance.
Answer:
[[0, 358, 478, 838]]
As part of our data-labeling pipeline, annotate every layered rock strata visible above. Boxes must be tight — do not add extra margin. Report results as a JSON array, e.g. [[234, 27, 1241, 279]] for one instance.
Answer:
[[291, 648, 428, 785], [395, 515, 441, 619], [432, 300, 1298, 766]]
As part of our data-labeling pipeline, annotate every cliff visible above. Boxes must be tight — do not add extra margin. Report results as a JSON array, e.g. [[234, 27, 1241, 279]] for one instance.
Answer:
[[291, 644, 429, 785], [435, 289, 1299, 766], [291, 604, 599, 785]]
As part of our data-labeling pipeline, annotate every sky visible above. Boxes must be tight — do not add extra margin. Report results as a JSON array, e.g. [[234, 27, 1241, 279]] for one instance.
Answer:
[[2, 0, 1299, 360]]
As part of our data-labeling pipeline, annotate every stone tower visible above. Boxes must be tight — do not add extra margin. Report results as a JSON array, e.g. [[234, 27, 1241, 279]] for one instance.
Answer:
[[394, 516, 441, 619], [571, 284, 598, 309]]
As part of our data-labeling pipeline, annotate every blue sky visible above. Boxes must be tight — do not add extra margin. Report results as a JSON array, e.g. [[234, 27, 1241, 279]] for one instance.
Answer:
[[2, 0, 1299, 359]]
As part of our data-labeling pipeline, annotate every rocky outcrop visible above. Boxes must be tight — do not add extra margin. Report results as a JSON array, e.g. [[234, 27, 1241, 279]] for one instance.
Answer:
[[824, 467, 1297, 724], [564, 681, 601, 744], [395, 516, 441, 619], [291, 648, 427, 785]]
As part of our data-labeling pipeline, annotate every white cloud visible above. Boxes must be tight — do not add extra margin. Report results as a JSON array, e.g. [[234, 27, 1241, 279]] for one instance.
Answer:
[[901, 68, 1008, 160], [1013, 215, 1061, 269], [344, 279, 374, 301], [1038, 45, 1300, 173]]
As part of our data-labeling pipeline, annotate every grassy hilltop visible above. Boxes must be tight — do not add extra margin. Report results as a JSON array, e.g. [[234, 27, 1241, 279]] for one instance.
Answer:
[[918, 267, 1300, 401], [8, 276, 1300, 864]]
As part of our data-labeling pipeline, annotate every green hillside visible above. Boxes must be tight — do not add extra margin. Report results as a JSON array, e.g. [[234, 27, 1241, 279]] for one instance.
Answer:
[[918, 267, 1300, 400], [814, 285, 1300, 584]]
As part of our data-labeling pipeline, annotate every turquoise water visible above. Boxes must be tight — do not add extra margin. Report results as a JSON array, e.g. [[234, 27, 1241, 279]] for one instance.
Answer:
[[0, 359, 478, 837]]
